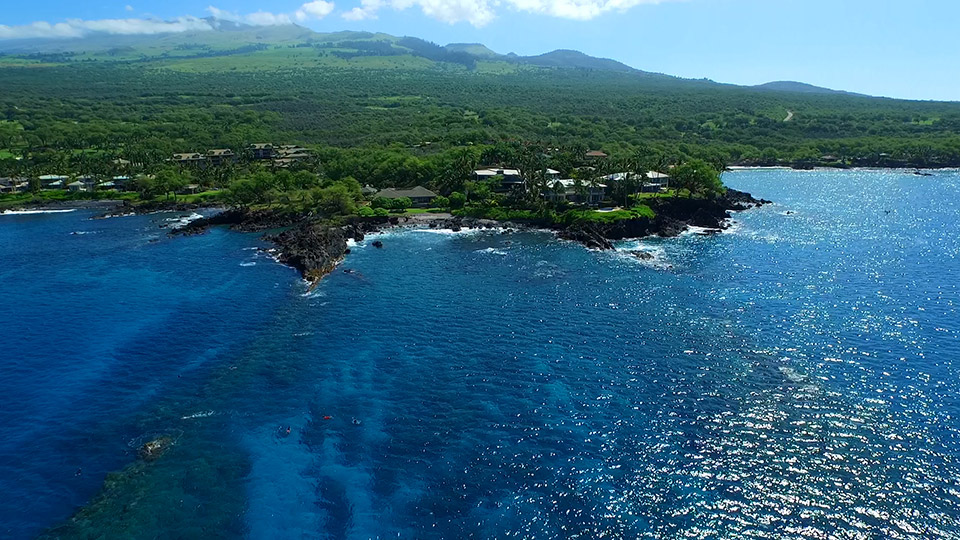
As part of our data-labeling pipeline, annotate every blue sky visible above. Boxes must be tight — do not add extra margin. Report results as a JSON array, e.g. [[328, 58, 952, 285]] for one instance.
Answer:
[[2, 0, 958, 101]]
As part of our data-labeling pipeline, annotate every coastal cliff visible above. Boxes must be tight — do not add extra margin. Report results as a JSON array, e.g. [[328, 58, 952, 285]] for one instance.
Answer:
[[175, 189, 768, 281], [557, 189, 768, 249]]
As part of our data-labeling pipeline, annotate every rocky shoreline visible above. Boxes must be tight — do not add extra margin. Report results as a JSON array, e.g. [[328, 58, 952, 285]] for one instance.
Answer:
[[175, 189, 768, 283]]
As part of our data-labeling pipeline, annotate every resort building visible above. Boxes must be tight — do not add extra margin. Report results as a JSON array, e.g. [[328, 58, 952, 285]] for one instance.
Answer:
[[585, 150, 608, 160], [272, 145, 312, 168], [249, 143, 275, 160], [206, 149, 237, 166], [374, 186, 438, 207], [172, 153, 207, 167]]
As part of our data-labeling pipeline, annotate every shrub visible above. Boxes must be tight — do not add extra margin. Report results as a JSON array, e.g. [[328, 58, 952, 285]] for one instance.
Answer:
[[448, 191, 466, 209]]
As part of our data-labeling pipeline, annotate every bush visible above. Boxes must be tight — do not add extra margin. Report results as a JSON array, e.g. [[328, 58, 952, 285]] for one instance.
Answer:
[[432, 195, 450, 208], [448, 191, 466, 209], [357, 206, 375, 217], [373, 207, 389, 217]]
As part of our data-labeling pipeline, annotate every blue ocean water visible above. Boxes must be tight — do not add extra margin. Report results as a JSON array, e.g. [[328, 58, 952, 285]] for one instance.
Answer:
[[1, 169, 959, 538]]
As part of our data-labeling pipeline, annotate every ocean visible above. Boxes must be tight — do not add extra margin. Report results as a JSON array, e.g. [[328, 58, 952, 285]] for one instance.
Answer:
[[1, 169, 959, 538]]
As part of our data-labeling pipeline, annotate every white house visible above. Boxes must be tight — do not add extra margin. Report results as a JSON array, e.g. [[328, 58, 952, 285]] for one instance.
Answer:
[[67, 180, 88, 192], [473, 168, 524, 192], [543, 179, 607, 206], [603, 171, 670, 193]]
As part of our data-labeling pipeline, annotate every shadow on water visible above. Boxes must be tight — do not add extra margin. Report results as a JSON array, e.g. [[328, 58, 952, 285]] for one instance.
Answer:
[[40, 290, 323, 538]]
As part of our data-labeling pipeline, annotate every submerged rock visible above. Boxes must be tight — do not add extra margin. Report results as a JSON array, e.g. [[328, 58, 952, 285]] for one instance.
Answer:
[[137, 436, 173, 461]]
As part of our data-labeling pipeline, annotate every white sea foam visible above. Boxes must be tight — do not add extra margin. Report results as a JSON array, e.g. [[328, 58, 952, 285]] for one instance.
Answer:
[[476, 247, 508, 256], [240, 262, 257, 267], [410, 227, 488, 236], [1, 208, 77, 216], [614, 245, 671, 270], [181, 410, 216, 420], [300, 288, 326, 299], [164, 212, 204, 229], [681, 225, 723, 237]]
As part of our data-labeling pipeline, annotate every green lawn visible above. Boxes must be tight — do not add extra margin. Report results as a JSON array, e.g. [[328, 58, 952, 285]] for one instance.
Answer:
[[0, 190, 139, 210]]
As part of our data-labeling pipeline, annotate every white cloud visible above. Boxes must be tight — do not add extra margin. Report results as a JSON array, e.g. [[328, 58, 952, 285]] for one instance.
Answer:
[[0, 16, 212, 40], [342, 0, 382, 20], [243, 11, 294, 25], [506, 0, 670, 20], [296, 0, 337, 21], [342, 0, 493, 25], [340, 0, 676, 26], [0, 0, 672, 42]]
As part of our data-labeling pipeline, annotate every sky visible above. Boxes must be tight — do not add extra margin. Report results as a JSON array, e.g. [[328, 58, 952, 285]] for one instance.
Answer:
[[1, 0, 958, 101]]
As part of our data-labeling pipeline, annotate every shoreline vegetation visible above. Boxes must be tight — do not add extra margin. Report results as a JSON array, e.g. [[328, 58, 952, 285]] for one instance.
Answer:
[[171, 186, 767, 284]]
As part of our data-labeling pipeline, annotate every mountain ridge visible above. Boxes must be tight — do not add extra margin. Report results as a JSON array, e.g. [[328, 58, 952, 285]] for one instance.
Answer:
[[0, 21, 866, 96]]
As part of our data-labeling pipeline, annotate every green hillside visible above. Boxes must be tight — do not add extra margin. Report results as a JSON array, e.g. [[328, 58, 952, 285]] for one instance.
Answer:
[[1, 22, 959, 180]]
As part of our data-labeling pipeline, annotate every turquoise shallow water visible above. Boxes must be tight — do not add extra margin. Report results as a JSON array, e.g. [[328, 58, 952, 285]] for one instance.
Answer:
[[1, 169, 959, 538]]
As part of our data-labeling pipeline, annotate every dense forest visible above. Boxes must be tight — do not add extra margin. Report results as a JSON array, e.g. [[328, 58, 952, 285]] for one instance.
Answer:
[[2, 25, 960, 189]]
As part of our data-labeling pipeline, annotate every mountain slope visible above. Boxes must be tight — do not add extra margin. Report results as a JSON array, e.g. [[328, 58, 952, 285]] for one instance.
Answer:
[[752, 81, 860, 96], [517, 49, 639, 73], [0, 22, 875, 95], [445, 43, 500, 58]]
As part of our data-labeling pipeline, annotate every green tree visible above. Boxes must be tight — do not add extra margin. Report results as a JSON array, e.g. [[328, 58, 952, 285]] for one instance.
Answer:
[[448, 191, 466, 209], [671, 159, 725, 198]]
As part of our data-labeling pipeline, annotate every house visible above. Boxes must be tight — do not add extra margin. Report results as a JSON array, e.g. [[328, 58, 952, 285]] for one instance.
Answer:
[[206, 149, 237, 166], [473, 168, 524, 192], [374, 186, 438, 207], [178, 184, 202, 195], [0, 177, 29, 194], [250, 143, 275, 160], [112, 176, 131, 191], [603, 171, 670, 193], [543, 179, 607, 206], [585, 150, 608, 160], [67, 180, 88, 192], [172, 153, 207, 167], [361, 185, 379, 197], [644, 171, 670, 192], [39, 175, 69, 189]]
